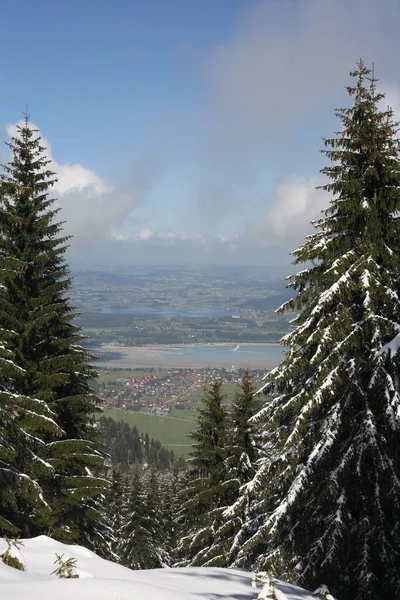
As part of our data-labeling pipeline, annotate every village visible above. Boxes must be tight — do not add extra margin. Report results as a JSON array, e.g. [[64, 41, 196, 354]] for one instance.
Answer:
[[98, 366, 265, 416]]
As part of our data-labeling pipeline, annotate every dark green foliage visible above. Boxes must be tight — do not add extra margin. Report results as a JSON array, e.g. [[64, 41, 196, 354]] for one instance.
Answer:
[[228, 370, 261, 487], [105, 469, 126, 560], [237, 61, 400, 600], [99, 416, 175, 470], [0, 387, 59, 536], [216, 370, 262, 567], [0, 114, 108, 546], [119, 464, 161, 569], [163, 459, 186, 556], [171, 375, 262, 567], [147, 438, 175, 470], [100, 418, 143, 465], [108, 462, 182, 570], [102, 420, 185, 569], [182, 371, 262, 567], [144, 465, 172, 567], [175, 380, 229, 566]]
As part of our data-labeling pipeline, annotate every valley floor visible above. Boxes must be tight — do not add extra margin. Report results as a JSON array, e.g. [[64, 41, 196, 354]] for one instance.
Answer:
[[94, 342, 282, 369]]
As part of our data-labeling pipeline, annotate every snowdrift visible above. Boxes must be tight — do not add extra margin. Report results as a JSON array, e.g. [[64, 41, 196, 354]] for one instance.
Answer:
[[0, 535, 317, 600]]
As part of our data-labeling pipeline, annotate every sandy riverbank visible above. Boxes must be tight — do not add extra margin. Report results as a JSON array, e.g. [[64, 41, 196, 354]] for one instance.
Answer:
[[93, 343, 282, 369]]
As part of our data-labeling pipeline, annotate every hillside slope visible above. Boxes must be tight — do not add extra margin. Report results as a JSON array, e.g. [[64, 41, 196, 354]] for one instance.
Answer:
[[0, 536, 321, 600]]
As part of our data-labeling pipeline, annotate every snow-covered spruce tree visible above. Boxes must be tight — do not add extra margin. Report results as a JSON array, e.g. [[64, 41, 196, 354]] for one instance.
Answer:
[[0, 372, 60, 536], [175, 380, 229, 566], [235, 61, 400, 600], [216, 370, 262, 567], [228, 371, 261, 492], [0, 115, 109, 546], [144, 465, 172, 567], [190, 370, 262, 567], [104, 468, 127, 560], [119, 463, 159, 569], [164, 458, 186, 560]]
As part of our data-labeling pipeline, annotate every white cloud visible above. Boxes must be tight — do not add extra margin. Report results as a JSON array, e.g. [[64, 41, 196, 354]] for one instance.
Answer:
[[249, 175, 327, 248], [110, 232, 130, 241], [5, 121, 109, 197], [137, 228, 154, 241], [4, 121, 155, 247], [117, 229, 236, 247], [54, 163, 108, 197]]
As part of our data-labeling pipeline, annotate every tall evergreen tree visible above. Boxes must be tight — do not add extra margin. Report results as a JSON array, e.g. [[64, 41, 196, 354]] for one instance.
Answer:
[[235, 61, 400, 600], [105, 468, 126, 560], [218, 370, 262, 567], [119, 464, 159, 569], [0, 114, 108, 545], [228, 370, 261, 494], [188, 371, 262, 567], [144, 465, 172, 567], [164, 459, 186, 561], [175, 380, 229, 566]]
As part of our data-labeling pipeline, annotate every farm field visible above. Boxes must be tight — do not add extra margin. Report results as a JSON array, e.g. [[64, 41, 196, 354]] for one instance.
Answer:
[[96, 363, 267, 457], [183, 382, 238, 404], [102, 407, 195, 456], [71, 265, 293, 347], [97, 368, 158, 384]]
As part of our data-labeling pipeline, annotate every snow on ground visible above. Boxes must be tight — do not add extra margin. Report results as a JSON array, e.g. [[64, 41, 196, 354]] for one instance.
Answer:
[[0, 536, 317, 600]]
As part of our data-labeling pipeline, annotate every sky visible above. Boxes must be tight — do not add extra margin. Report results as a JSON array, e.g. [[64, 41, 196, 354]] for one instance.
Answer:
[[1, 0, 400, 268]]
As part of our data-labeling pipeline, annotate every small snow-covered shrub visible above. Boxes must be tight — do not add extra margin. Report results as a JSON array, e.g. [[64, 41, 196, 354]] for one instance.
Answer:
[[50, 553, 79, 578], [252, 571, 278, 599], [0, 537, 25, 571], [313, 585, 336, 600]]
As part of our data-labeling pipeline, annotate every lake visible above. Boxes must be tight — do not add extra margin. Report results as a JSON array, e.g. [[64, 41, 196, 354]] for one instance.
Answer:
[[155, 343, 284, 366], [94, 343, 285, 369]]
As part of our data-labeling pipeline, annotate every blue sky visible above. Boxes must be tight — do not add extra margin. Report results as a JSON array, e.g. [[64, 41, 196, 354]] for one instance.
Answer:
[[1, 0, 400, 266], [0, 0, 243, 173]]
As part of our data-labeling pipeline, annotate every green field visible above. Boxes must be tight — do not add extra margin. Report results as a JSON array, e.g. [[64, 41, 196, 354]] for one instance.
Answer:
[[183, 382, 238, 404], [168, 408, 196, 420], [97, 368, 166, 384], [102, 408, 195, 457], [100, 381, 253, 458]]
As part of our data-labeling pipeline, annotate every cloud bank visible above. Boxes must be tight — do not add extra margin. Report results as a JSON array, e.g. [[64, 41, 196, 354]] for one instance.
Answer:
[[4, 121, 162, 251]]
